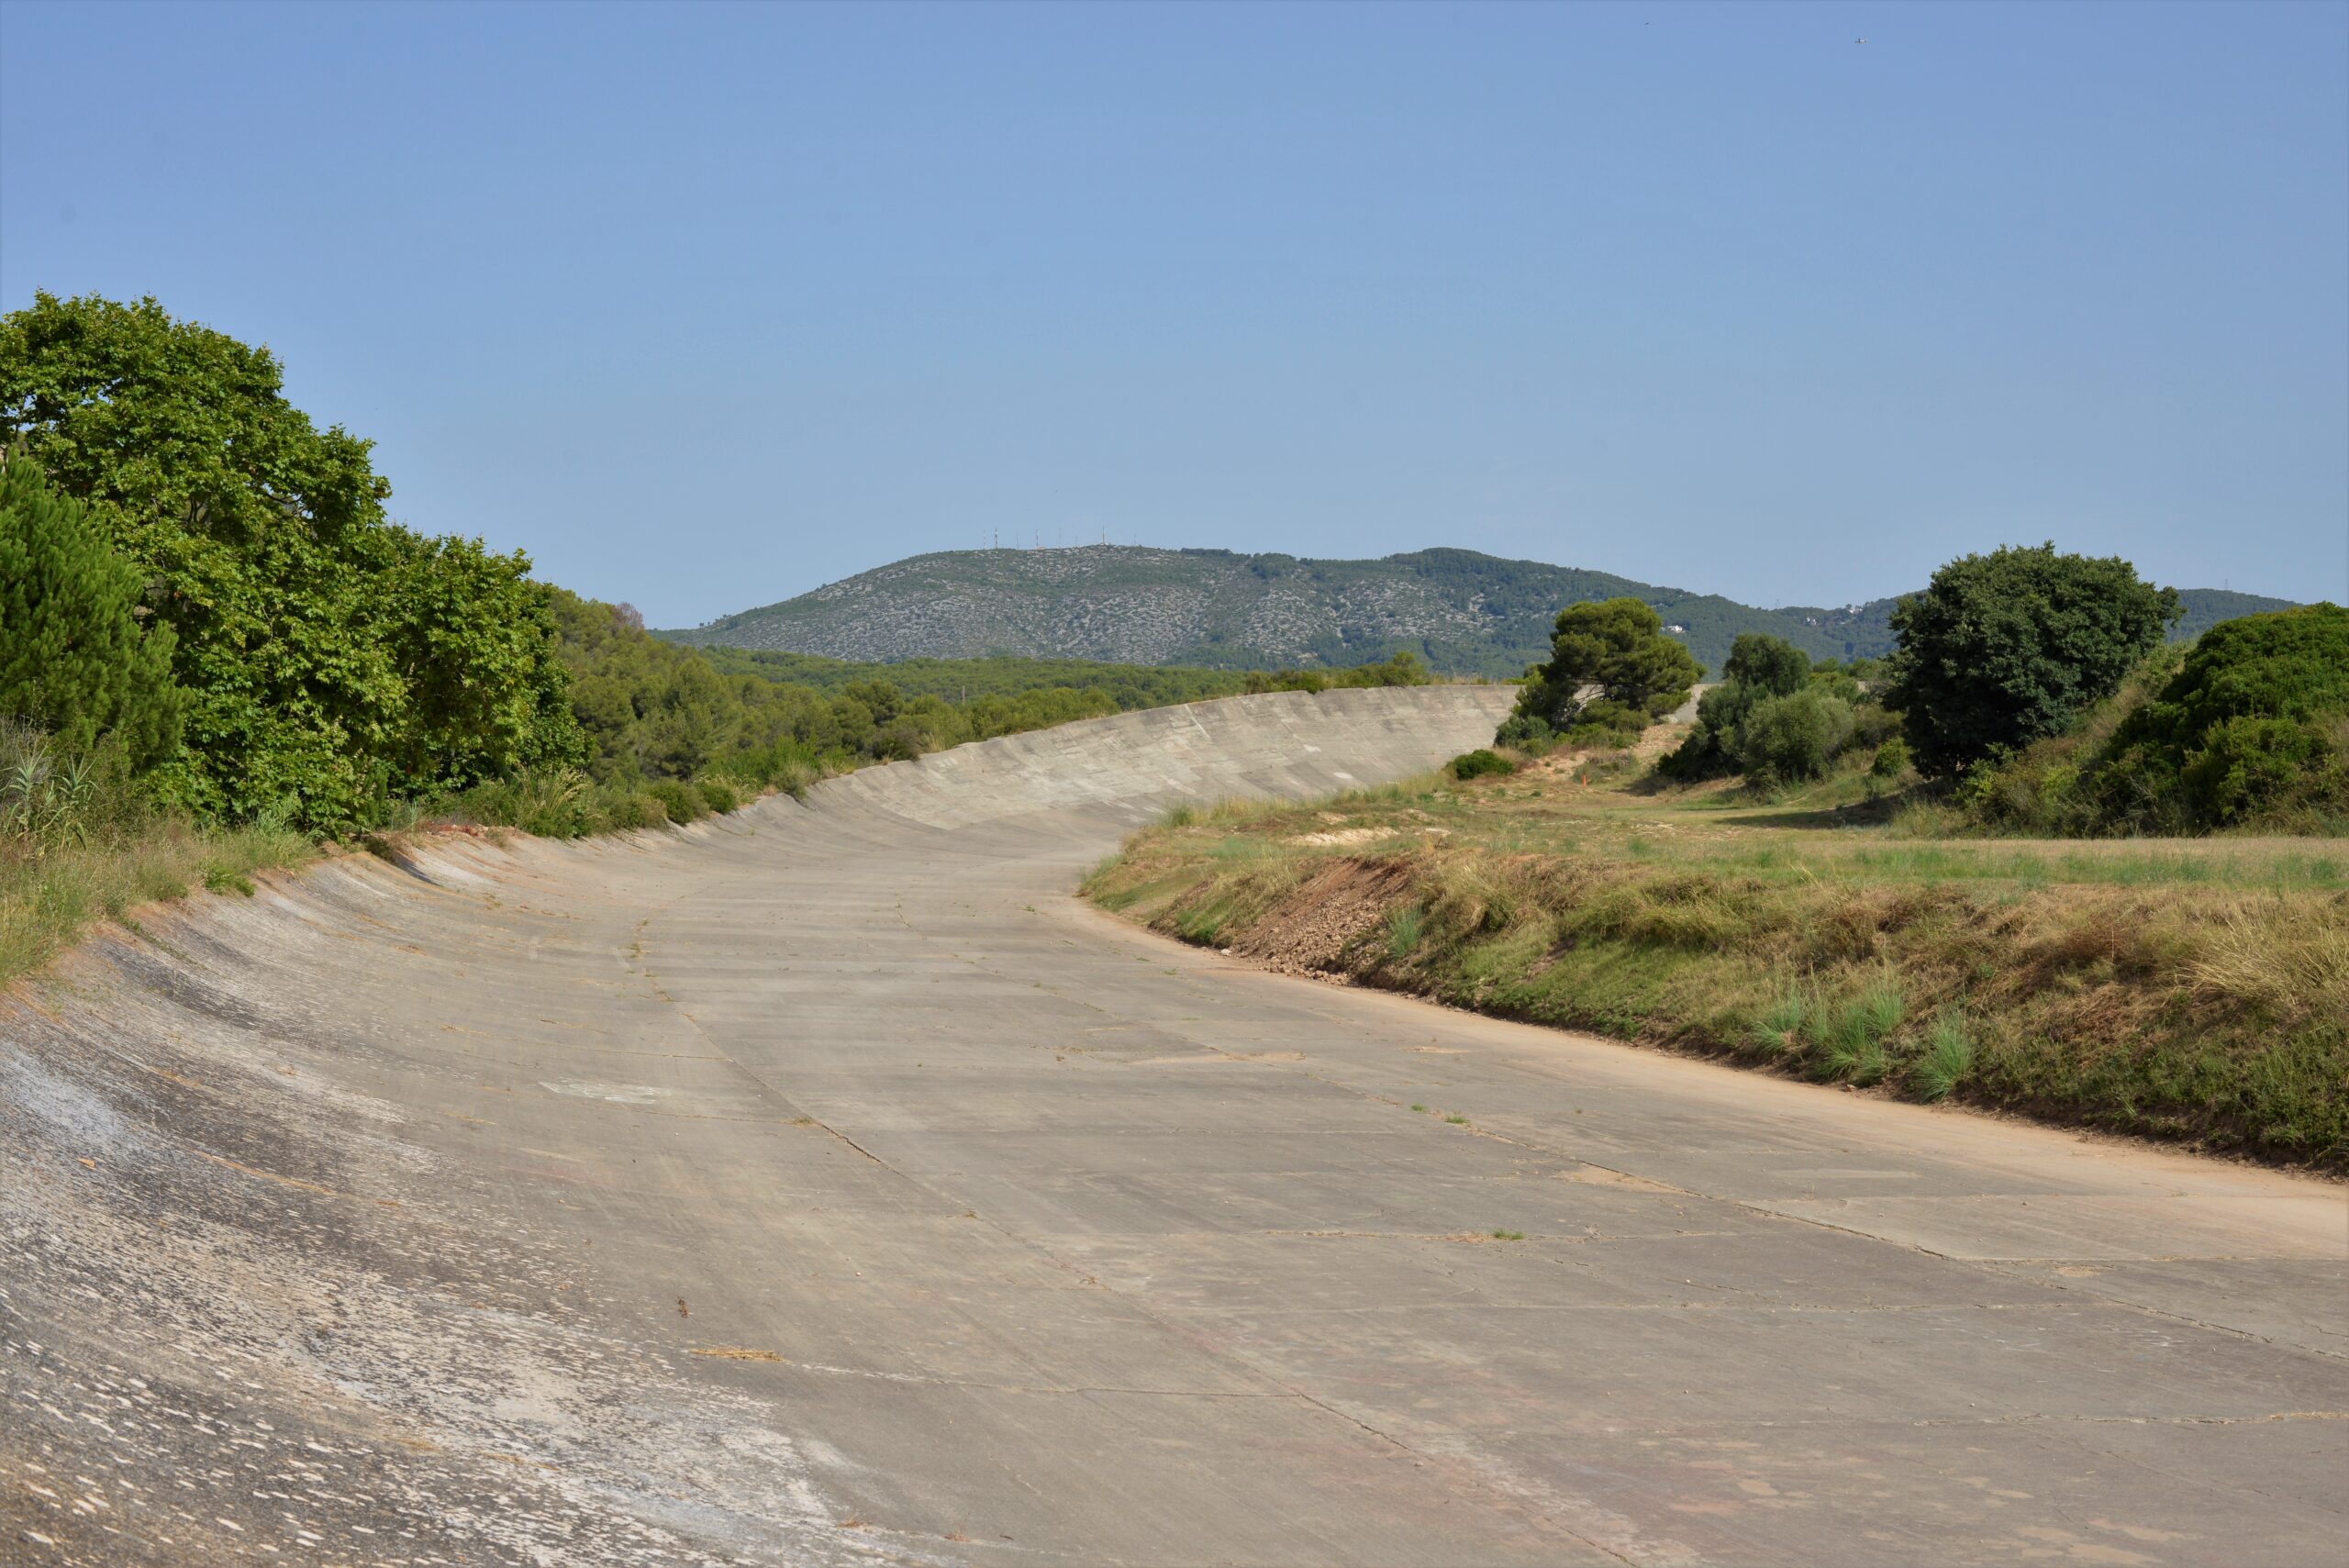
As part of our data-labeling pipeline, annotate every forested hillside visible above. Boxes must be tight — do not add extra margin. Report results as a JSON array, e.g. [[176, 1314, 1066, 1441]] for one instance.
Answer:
[[662, 545, 1865, 675], [667, 545, 2288, 678]]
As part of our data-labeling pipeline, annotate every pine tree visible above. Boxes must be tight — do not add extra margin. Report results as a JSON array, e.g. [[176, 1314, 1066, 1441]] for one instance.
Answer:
[[0, 456, 184, 770]]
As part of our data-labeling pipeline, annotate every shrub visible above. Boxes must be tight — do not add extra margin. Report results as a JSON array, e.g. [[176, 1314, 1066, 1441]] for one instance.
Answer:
[[1870, 738, 1910, 779], [693, 777, 740, 814], [1659, 684, 1747, 780], [1957, 604, 2349, 836], [2180, 716, 2336, 825], [644, 779, 707, 824], [461, 769, 593, 839], [1846, 701, 1902, 755], [1560, 699, 1652, 747], [1732, 690, 1854, 783], [2108, 604, 2349, 830], [1493, 714, 1554, 752], [601, 792, 670, 831], [1449, 749, 1517, 781]]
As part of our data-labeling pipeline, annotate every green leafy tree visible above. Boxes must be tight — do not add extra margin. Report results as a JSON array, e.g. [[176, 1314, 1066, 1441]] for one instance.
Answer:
[[1508, 597, 1703, 741], [1886, 544, 2179, 779], [1723, 633, 1809, 698], [0, 293, 579, 823], [0, 456, 184, 769], [1657, 632, 1809, 779], [383, 533, 582, 791]]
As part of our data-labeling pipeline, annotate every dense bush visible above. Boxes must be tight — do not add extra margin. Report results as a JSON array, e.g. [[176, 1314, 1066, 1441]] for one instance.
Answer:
[[1886, 544, 2179, 780], [643, 779, 709, 825], [2093, 604, 2349, 831], [1493, 714, 1553, 751], [1506, 598, 1701, 746], [1658, 633, 1810, 780], [1731, 688, 1855, 783], [2, 293, 581, 826], [0, 458, 183, 772], [1448, 749, 1516, 781], [1955, 604, 2349, 836]]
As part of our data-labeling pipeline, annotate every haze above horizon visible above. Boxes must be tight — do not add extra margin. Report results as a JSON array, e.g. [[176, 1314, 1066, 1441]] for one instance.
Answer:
[[4, 0, 2343, 627]]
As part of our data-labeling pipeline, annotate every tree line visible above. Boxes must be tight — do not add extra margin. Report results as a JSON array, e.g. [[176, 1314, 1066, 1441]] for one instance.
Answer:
[[1492, 549, 2343, 835], [1, 293, 1431, 844]]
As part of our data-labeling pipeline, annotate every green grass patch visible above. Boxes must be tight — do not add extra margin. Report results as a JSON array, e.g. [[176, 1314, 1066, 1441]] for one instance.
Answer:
[[1386, 904, 1425, 959], [1083, 763, 2349, 1170], [1908, 1012, 1976, 1103]]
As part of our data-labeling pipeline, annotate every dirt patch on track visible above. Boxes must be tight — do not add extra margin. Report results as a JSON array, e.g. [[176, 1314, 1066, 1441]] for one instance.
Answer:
[[1226, 858, 1413, 977]]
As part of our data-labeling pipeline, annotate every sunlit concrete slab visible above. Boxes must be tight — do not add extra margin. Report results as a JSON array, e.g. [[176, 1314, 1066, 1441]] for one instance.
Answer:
[[5, 686, 2343, 1567]]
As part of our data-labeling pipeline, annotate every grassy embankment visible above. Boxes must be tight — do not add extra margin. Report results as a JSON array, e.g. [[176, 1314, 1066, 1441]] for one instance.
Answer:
[[0, 820, 315, 986], [1084, 740, 2348, 1170]]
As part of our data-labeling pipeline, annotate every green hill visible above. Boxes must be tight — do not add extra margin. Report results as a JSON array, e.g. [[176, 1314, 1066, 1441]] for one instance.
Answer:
[[662, 546, 2294, 680], [660, 546, 1866, 678]]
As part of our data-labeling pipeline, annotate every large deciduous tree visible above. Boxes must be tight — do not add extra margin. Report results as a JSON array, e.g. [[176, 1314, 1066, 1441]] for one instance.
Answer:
[[1886, 544, 2178, 779], [0, 292, 580, 823]]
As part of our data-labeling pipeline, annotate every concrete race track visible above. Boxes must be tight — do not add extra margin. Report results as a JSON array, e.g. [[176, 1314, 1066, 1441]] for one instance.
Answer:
[[4, 687, 2344, 1567]]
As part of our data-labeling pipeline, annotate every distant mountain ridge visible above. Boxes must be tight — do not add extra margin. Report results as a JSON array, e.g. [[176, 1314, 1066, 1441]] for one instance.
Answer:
[[659, 545, 2296, 678], [1777, 586, 2300, 662]]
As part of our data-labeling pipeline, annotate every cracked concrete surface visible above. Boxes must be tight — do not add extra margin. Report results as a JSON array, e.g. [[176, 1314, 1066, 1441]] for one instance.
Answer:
[[3, 686, 2344, 1566]]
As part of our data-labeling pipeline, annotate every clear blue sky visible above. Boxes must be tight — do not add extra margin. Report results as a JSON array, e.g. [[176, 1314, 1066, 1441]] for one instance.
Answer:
[[5, 1, 2344, 626]]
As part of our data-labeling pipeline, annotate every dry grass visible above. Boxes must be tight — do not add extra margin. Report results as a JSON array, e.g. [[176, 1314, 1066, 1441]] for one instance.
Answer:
[[1, 818, 317, 991], [2188, 908, 2349, 1018], [1089, 737, 2349, 1169]]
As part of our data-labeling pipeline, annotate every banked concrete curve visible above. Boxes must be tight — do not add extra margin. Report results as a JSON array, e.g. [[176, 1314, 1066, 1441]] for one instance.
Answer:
[[4, 684, 2344, 1568]]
